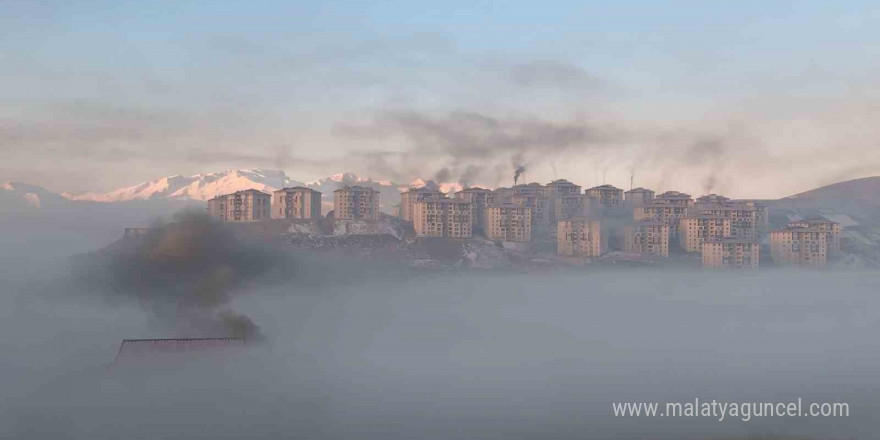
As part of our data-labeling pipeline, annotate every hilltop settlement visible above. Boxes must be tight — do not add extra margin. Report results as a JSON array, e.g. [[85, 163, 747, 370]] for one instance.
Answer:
[[175, 173, 859, 271]]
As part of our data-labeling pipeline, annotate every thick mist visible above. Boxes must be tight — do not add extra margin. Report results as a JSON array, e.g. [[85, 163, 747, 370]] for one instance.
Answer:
[[2, 254, 878, 439]]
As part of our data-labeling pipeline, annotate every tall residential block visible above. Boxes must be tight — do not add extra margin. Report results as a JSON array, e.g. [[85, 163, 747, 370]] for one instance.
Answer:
[[545, 179, 583, 224], [555, 195, 597, 222], [272, 187, 322, 220], [655, 191, 694, 207], [413, 199, 473, 238], [634, 203, 690, 240], [788, 217, 840, 254], [770, 225, 828, 268], [624, 187, 655, 209], [333, 185, 380, 220], [624, 221, 670, 258], [693, 199, 766, 237], [679, 216, 733, 253], [207, 189, 271, 222], [509, 193, 551, 227], [558, 218, 606, 257], [585, 184, 624, 208], [701, 239, 760, 269], [545, 179, 582, 198], [400, 187, 445, 222], [485, 204, 532, 242], [454, 187, 491, 231], [633, 191, 693, 240]]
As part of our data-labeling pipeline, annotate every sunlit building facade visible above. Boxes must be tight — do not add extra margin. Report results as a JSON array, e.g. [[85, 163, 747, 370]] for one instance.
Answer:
[[333, 185, 380, 220], [207, 189, 271, 222]]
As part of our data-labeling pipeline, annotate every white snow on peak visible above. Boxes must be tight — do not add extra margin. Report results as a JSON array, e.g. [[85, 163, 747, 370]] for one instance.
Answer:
[[59, 169, 458, 204], [66, 169, 305, 202]]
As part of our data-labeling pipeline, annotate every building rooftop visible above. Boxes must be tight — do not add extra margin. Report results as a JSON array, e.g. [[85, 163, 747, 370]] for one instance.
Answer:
[[656, 191, 692, 199], [696, 194, 730, 203], [276, 186, 320, 193], [210, 189, 271, 199], [334, 185, 378, 192], [625, 187, 653, 193], [456, 186, 491, 192], [586, 184, 623, 191]]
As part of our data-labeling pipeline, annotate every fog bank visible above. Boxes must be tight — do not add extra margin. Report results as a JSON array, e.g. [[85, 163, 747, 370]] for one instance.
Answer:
[[1, 266, 877, 439]]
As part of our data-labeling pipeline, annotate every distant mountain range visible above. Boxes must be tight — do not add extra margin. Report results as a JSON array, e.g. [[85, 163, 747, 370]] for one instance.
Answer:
[[64, 169, 305, 202], [2, 169, 464, 214]]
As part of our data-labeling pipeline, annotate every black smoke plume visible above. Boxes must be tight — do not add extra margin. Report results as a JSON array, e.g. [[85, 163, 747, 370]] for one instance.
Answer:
[[70, 211, 290, 341], [513, 165, 526, 185]]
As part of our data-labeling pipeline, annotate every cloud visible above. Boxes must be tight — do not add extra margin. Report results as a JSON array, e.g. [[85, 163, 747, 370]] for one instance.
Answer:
[[510, 60, 605, 90]]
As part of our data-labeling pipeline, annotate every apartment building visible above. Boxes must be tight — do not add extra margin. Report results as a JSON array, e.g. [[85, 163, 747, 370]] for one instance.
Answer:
[[701, 239, 760, 269], [624, 221, 670, 258], [770, 225, 828, 268], [634, 203, 690, 240], [512, 182, 545, 197], [510, 193, 551, 227], [554, 194, 597, 222], [788, 217, 840, 253], [693, 198, 767, 236], [413, 199, 473, 238], [485, 203, 532, 242], [207, 189, 271, 222], [333, 185, 380, 220], [632, 191, 693, 240], [585, 184, 624, 208], [400, 187, 445, 222], [545, 179, 582, 198], [272, 187, 322, 220], [679, 216, 733, 253], [655, 191, 694, 207], [487, 187, 514, 206], [624, 187, 655, 209], [557, 218, 605, 257], [694, 194, 731, 206], [454, 187, 491, 231]]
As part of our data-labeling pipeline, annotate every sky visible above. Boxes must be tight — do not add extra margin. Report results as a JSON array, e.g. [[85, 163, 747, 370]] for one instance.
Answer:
[[2, 1, 880, 197]]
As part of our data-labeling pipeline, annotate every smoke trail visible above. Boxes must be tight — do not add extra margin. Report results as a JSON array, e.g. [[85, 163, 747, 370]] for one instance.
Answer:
[[70, 211, 290, 341], [514, 165, 526, 185]]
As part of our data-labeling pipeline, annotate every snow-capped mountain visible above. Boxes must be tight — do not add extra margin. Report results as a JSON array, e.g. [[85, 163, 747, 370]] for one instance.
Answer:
[[44, 168, 470, 217], [66, 169, 306, 202]]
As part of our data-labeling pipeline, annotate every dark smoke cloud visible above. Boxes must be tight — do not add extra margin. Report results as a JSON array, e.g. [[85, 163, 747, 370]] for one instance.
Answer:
[[514, 165, 526, 185], [69, 211, 291, 341], [685, 137, 731, 195], [458, 164, 483, 189], [335, 110, 614, 187], [433, 167, 452, 183]]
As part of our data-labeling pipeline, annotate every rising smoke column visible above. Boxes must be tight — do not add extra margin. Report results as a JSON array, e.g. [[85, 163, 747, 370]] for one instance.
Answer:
[[513, 165, 526, 186], [71, 211, 289, 341]]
